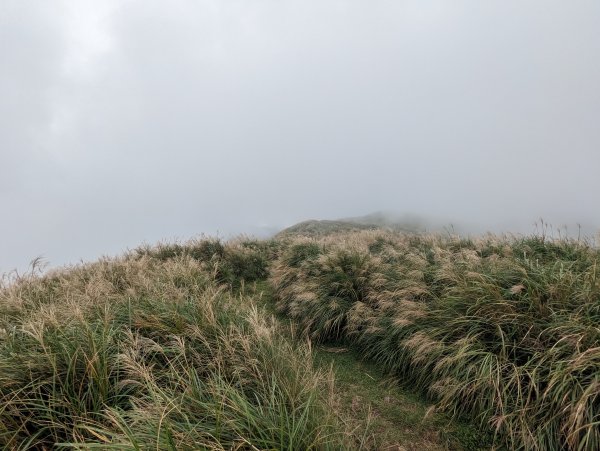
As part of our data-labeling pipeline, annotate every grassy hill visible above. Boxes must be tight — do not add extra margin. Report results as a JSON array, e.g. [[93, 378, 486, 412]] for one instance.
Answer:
[[276, 219, 382, 238], [276, 212, 426, 239], [1, 227, 599, 449]]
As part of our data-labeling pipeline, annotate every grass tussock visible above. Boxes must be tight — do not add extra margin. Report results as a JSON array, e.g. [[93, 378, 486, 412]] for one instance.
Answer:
[[270, 230, 600, 450], [131, 237, 275, 289], [0, 240, 350, 450]]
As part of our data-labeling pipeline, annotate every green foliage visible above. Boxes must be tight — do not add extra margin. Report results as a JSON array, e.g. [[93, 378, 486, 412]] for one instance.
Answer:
[[314, 348, 491, 450], [217, 242, 270, 288], [0, 320, 131, 447], [4, 229, 600, 450], [132, 237, 270, 289], [0, 248, 349, 449], [271, 230, 600, 450]]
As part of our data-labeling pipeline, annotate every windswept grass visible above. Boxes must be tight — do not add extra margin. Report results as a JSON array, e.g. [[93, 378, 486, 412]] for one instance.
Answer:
[[0, 242, 351, 450], [3, 228, 598, 450], [131, 237, 275, 288], [271, 230, 600, 450]]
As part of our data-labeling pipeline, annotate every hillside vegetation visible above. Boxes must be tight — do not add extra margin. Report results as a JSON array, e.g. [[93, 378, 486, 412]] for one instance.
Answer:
[[271, 230, 600, 450], [1, 227, 599, 450], [0, 240, 353, 450], [275, 212, 426, 239]]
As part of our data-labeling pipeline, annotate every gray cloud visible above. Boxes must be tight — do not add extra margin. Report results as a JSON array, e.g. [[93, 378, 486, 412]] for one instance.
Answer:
[[2, 0, 600, 273]]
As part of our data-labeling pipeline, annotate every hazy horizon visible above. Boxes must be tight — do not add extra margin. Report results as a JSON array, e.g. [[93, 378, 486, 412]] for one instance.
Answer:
[[2, 1, 599, 274]]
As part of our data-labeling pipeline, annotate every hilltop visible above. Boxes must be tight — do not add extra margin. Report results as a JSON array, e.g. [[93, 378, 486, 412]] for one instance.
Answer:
[[276, 211, 426, 238]]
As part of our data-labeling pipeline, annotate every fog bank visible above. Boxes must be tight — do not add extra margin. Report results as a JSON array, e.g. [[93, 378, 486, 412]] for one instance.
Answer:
[[2, 1, 599, 274]]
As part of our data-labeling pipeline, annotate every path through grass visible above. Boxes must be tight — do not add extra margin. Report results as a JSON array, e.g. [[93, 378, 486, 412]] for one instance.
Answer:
[[250, 281, 491, 450], [315, 347, 492, 451]]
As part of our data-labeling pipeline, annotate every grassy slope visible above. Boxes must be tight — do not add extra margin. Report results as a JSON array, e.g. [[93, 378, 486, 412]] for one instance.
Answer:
[[275, 212, 425, 240], [1, 237, 481, 450], [314, 348, 489, 451], [250, 281, 489, 451], [0, 243, 352, 450], [3, 226, 598, 450], [275, 220, 381, 239], [270, 230, 600, 450]]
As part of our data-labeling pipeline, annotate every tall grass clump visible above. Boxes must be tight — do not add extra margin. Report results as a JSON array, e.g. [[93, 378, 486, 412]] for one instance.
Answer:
[[0, 239, 350, 449], [132, 237, 273, 288], [270, 230, 600, 450]]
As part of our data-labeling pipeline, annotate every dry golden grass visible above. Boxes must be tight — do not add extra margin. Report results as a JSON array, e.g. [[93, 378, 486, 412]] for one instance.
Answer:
[[271, 229, 600, 450], [0, 241, 356, 450]]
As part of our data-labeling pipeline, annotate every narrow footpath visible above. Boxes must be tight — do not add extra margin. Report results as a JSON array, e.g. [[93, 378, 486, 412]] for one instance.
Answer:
[[250, 281, 491, 451]]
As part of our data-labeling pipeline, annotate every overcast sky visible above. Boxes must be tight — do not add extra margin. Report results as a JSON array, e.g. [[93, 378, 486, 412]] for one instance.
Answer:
[[1, 0, 599, 273]]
